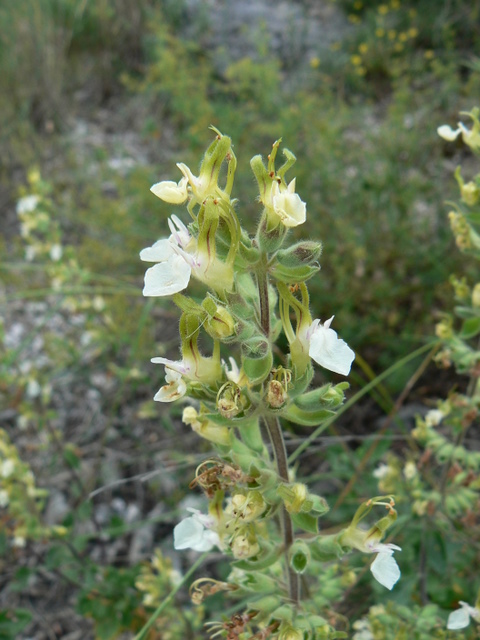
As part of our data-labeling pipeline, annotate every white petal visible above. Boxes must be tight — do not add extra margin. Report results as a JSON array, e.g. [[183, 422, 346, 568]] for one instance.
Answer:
[[308, 322, 355, 376], [150, 178, 188, 204], [273, 192, 306, 227], [437, 125, 461, 141], [370, 552, 401, 590], [142, 254, 191, 296], [140, 238, 175, 262], [447, 605, 471, 630], [173, 516, 218, 552], [153, 377, 186, 402], [173, 517, 205, 550]]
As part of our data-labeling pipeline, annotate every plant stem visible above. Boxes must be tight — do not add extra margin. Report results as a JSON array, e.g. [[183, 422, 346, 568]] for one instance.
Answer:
[[264, 415, 300, 605], [257, 255, 299, 604], [257, 267, 270, 338]]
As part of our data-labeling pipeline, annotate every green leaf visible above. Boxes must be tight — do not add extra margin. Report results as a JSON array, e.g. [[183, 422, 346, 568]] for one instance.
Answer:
[[459, 316, 480, 339], [291, 512, 318, 534]]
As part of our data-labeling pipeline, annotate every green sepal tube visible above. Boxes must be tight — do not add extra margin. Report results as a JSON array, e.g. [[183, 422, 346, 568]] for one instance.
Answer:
[[230, 437, 260, 472], [276, 241, 323, 267], [306, 493, 330, 517], [282, 403, 335, 427], [239, 418, 266, 454], [288, 363, 314, 398], [233, 542, 279, 571], [256, 216, 288, 253], [269, 261, 319, 284], [291, 511, 318, 534], [310, 533, 349, 562], [242, 338, 273, 385], [246, 595, 281, 618], [294, 382, 348, 411], [288, 539, 311, 574], [250, 154, 270, 205]]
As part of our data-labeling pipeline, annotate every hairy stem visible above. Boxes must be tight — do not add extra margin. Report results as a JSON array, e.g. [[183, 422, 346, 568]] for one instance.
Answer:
[[257, 260, 299, 604], [264, 415, 300, 605], [257, 267, 270, 338]]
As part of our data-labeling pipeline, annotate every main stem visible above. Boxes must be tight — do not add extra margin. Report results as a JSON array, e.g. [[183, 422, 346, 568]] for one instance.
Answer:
[[257, 266, 300, 605], [264, 415, 300, 605]]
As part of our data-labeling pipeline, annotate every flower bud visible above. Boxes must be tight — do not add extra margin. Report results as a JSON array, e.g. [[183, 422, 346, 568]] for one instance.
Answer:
[[461, 181, 480, 206], [182, 407, 232, 446], [229, 490, 266, 523], [230, 526, 260, 559], [217, 382, 246, 419], [278, 625, 303, 640], [472, 283, 480, 308], [277, 482, 308, 514], [435, 317, 453, 340], [204, 304, 235, 340], [276, 241, 323, 267], [266, 379, 287, 408]]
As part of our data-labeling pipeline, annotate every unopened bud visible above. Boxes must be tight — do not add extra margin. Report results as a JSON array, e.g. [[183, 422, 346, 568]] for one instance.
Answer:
[[229, 490, 266, 523], [277, 482, 308, 514], [217, 382, 245, 418], [472, 283, 480, 307], [230, 527, 260, 559], [266, 379, 287, 408], [279, 625, 303, 640], [435, 317, 453, 340], [461, 181, 480, 206], [182, 407, 232, 446], [205, 304, 235, 339]]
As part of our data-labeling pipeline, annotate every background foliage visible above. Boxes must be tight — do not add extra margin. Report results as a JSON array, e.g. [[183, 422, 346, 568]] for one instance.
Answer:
[[1, 0, 480, 638]]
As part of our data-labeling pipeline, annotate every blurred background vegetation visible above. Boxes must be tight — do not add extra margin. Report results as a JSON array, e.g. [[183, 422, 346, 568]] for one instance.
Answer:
[[1, 0, 480, 638]]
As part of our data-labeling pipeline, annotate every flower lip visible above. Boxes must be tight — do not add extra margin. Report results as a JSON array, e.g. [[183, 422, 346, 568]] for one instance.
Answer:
[[370, 550, 401, 590], [173, 508, 221, 552], [447, 601, 480, 631], [307, 316, 355, 376]]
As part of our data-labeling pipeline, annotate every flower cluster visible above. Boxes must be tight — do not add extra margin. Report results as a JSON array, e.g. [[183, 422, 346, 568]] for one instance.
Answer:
[[140, 132, 372, 638]]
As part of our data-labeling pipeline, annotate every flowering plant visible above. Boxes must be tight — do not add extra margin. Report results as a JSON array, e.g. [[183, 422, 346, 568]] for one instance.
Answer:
[[139, 130, 400, 638]]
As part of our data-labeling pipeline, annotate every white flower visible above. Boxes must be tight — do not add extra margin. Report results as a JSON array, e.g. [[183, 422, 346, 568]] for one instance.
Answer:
[[437, 121, 480, 149], [152, 366, 187, 403], [368, 543, 401, 591], [140, 237, 192, 297], [1, 459, 15, 478], [0, 490, 9, 508], [306, 316, 355, 376], [447, 601, 480, 630], [271, 179, 306, 227], [437, 124, 463, 141], [373, 464, 389, 479], [150, 175, 189, 204], [173, 508, 220, 552], [425, 409, 444, 427], [16, 195, 40, 215], [49, 244, 63, 261]]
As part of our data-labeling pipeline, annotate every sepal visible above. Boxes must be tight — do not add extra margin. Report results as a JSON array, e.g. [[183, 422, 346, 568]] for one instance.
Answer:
[[282, 403, 335, 427], [288, 539, 311, 574], [270, 261, 319, 284], [242, 338, 273, 385]]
